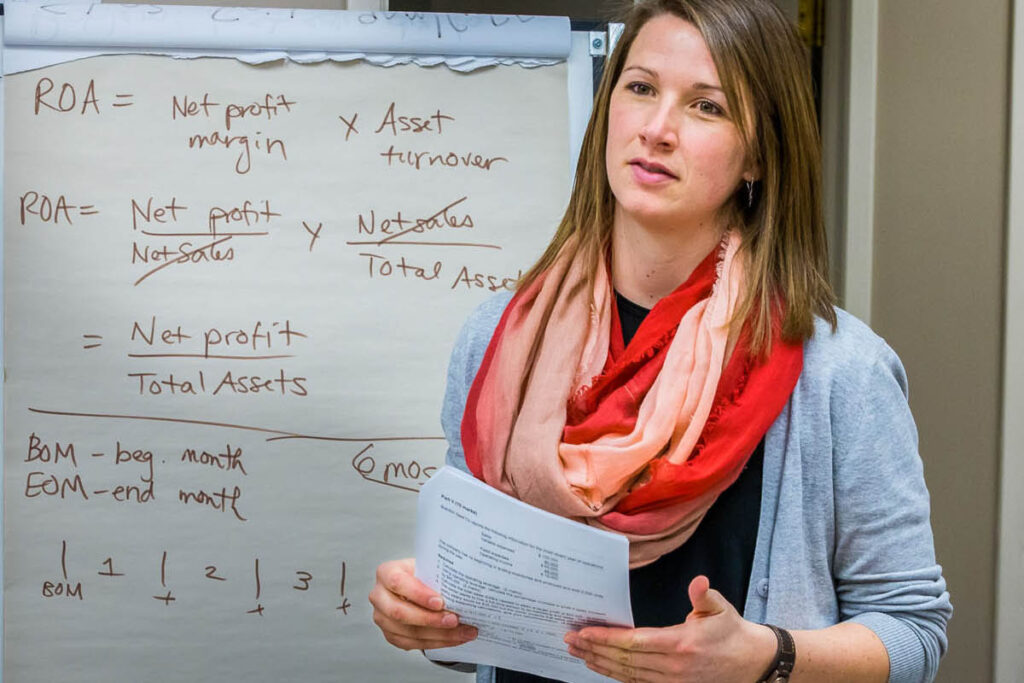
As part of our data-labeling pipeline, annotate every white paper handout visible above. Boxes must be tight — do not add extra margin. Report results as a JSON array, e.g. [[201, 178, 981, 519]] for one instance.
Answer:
[[415, 467, 633, 682]]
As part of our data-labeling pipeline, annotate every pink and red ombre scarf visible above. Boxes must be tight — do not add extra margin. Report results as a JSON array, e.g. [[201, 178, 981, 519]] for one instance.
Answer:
[[461, 232, 803, 567]]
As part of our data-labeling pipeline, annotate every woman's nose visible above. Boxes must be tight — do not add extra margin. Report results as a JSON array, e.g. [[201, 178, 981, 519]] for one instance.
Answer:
[[638, 106, 678, 149]]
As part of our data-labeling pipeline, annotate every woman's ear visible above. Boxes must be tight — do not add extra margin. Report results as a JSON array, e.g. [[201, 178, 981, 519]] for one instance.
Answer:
[[742, 141, 761, 183]]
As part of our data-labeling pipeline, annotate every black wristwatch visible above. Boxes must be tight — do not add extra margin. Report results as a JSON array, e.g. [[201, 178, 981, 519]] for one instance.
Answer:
[[756, 624, 796, 682]]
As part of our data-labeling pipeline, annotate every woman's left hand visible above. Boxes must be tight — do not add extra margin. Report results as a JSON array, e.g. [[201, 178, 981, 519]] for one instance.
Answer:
[[564, 575, 777, 683]]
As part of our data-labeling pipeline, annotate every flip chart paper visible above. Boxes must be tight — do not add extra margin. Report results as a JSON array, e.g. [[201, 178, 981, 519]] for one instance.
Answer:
[[3, 1, 571, 74], [4, 53, 567, 683]]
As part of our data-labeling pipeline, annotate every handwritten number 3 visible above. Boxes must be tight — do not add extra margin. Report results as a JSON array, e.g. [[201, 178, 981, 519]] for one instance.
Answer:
[[293, 571, 313, 591]]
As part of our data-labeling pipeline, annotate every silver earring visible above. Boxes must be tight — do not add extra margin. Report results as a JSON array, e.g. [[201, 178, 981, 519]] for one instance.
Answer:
[[746, 180, 754, 208]]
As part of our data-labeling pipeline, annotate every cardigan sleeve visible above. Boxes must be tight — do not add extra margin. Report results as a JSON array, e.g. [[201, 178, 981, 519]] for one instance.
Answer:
[[830, 338, 952, 683], [436, 294, 511, 683], [441, 292, 512, 474]]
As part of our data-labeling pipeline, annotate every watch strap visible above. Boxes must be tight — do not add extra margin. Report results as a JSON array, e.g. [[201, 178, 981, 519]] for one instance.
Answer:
[[756, 623, 796, 683]]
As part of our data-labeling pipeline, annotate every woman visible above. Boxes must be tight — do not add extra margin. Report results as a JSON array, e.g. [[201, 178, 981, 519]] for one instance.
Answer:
[[370, 1, 952, 681]]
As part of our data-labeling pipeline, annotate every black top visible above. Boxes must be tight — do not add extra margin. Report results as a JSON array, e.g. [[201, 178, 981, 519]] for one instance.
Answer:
[[495, 293, 763, 683]]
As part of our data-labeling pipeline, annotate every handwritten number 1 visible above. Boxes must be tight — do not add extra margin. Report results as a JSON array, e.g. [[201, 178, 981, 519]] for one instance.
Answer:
[[99, 557, 124, 577]]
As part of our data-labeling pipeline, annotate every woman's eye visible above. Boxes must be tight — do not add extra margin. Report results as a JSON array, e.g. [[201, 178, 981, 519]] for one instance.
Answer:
[[696, 99, 724, 116], [626, 81, 654, 96]]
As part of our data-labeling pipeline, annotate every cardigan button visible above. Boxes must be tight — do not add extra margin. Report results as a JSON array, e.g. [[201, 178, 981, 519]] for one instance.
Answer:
[[756, 578, 770, 597]]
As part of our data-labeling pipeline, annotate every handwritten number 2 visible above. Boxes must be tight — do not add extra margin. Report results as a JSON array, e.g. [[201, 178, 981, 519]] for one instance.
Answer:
[[205, 565, 226, 581]]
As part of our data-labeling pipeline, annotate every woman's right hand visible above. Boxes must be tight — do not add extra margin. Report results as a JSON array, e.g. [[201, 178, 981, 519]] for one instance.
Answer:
[[369, 558, 478, 651]]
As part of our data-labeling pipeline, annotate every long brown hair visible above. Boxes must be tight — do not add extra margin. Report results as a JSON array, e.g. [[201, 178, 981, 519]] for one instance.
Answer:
[[521, 0, 836, 354]]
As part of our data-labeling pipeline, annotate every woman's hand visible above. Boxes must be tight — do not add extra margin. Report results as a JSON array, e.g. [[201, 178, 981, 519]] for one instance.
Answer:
[[564, 575, 776, 683], [369, 558, 478, 651]]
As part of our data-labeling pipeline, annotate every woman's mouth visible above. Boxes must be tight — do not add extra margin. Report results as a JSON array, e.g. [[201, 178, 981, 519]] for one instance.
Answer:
[[629, 159, 677, 183]]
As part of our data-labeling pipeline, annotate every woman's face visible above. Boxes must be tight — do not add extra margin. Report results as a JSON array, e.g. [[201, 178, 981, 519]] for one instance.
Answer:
[[605, 14, 751, 234]]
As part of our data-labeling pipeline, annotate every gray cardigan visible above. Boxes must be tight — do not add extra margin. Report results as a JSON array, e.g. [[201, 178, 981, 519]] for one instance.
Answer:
[[440, 293, 951, 683]]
